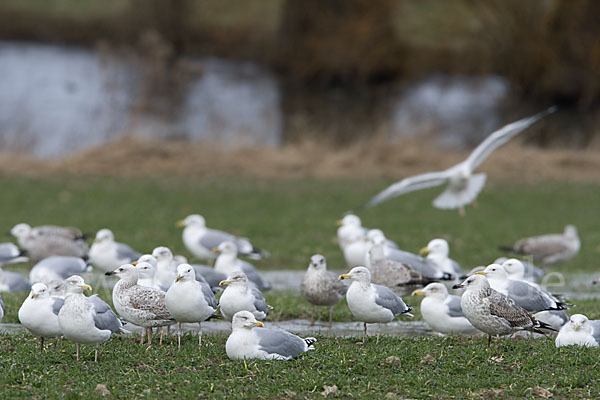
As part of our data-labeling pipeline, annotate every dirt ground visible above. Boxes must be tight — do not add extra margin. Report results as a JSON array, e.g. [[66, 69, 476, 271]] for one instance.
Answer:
[[1, 136, 599, 182]]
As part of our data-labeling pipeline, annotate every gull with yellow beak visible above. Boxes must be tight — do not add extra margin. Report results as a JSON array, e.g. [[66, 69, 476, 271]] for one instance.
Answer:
[[58, 275, 123, 362], [89, 229, 140, 273], [339, 266, 413, 343], [165, 264, 218, 349], [226, 311, 316, 360], [177, 214, 268, 261], [213, 241, 271, 290], [18, 282, 64, 353], [419, 238, 462, 278], [555, 314, 600, 347], [411, 283, 477, 335], [219, 270, 270, 321]]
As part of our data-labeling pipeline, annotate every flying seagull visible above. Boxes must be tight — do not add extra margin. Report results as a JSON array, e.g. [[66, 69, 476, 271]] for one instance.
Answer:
[[363, 107, 557, 214]]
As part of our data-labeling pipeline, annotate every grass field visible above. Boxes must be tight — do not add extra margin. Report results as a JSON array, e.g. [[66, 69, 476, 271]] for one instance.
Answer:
[[1, 175, 600, 399]]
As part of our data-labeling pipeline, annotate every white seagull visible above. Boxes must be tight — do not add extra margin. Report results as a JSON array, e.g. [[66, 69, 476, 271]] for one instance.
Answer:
[[57, 275, 123, 362], [177, 214, 268, 260], [213, 241, 271, 290], [226, 311, 316, 361], [364, 107, 556, 214], [29, 256, 91, 285], [555, 314, 600, 348], [18, 283, 64, 353], [165, 264, 218, 349], [89, 229, 140, 272], [339, 266, 413, 343], [219, 270, 270, 322]]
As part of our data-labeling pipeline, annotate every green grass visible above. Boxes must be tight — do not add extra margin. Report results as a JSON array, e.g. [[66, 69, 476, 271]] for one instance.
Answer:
[[1, 175, 600, 398]]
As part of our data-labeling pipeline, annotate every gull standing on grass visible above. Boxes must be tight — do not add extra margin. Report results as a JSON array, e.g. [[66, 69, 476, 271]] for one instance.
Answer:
[[339, 266, 413, 343], [300, 254, 347, 327], [555, 314, 600, 347], [213, 241, 271, 290], [106, 264, 174, 345], [226, 311, 316, 361], [177, 214, 268, 261], [219, 271, 270, 322], [10, 223, 88, 261], [89, 229, 141, 272], [18, 283, 64, 353], [500, 225, 580, 265], [364, 107, 557, 215], [58, 275, 123, 362], [29, 256, 91, 285], [151, 247, 178, 290], [453, 274, 554, 350], [411, 283, 477, 335], [165, 264, 218, 349]]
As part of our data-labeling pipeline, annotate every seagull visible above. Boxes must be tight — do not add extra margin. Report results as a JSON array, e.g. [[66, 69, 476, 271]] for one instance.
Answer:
[[10, 223, 86, 244], [177, 214, 268, 261], [0, 294, 4, 322], [378, 244, 453, 281], [339, 266, 413, 343], [494, 257, 545, 282], [219, 271, 270, 322], [106, 264, 174, 345], [341, 229, 371, 267], [411, 283, 477, 335], [89, 229, 140, 272], [367, 242, 429, 288], [213, 241, 271, 290], [337, 214, 367, 249], [226, 311, 316, 361], [476, 264, 568, 312], [364, 107, 557, 214], [29, 256, 91, 285], [57, 275, 123, 362], [165, 264, 218, 349], [18, 283, 64, 353], [0, 266, 31, 292], [300, 254, 347, 327], [499, 225, 580, 265], [453, 274, 554, 350], [151, 247, 178, 291], [0, 242, 28, 265], [10, 223, 88, 261], [555, 314, 600, 348], [419, 239, 462, 278]]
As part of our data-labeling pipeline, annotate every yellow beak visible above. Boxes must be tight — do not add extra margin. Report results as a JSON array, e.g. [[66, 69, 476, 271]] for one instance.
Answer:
[[474, 271, 488, 276], [252, 321, 264, 328], [411, 289, 425, 296], [30, 292, 37, 298], [338, 273, 352, 280], [336, 219, 343, 227], [211, 248, 220, 254], [574, 324, 580, 331], [219, 280, 231, 286], [131, 261, 139, 266], [419, 247, 429, 256], [175, 275, 183, 282], [82, 284, 92, 291], [176, 220, 186, 228]]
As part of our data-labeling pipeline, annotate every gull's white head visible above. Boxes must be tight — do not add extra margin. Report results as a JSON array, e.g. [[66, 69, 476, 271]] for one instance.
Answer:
[[368, 243, 386, 262], [65, 275, 92, 294], [152, 246, 173, 261], [219, 270, 249, 287], [177, 214, 206, 228], [214, 241, 238, 256], [567, 314, 592, 333], [94, 228, 114, 243], [477, 264, 507, 280], [30, 282, 50, 299], [412, 282, 449, 300], [501, 259, 525, 280], [339, 266, 371, 284], [134, 261, 156, 279], [421, 238, 449, 257], [106, 264, 139, 282], [173, 255, 188, 265], [366, 229, 385, 242], [338, 214, 361, 227], [307, 254, 327, 272], [10, 223, 31, 239], [135, 254, 157, 268], [175, 263, 196, 283], [453, 274, 490, 291], [231, 310, 264, 330], [564, 225, 578, 238]]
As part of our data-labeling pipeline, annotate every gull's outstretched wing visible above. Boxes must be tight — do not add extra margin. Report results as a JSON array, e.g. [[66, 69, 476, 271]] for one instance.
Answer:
[[464, 106, 557, 172], [364, 171, 450, 208]]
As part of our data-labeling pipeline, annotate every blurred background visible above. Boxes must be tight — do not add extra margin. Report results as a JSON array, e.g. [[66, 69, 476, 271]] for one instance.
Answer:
[[0, 0, 598, 160]]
